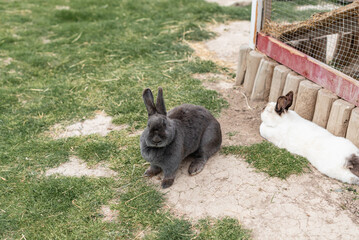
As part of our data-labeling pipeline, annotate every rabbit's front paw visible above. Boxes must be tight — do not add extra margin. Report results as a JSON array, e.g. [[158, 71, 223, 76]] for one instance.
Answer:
[[161, 178, 174, 188], [188, 159, 206, 176], [144, 166, 162, 177]]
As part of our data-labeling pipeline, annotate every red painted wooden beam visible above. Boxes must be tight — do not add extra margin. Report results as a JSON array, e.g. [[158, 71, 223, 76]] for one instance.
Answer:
[[256, 32, 359, 106]]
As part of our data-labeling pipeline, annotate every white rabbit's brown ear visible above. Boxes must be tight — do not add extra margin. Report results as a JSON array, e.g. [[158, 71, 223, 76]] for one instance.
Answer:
[[284, 91, 293, 110], [156, 87, 167, 115], [143, 88, 156, 116], [275, 91, 293, 115]]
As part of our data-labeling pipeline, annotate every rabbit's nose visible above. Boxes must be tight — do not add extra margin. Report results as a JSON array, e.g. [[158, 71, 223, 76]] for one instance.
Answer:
[[152, 137, 161, 144]]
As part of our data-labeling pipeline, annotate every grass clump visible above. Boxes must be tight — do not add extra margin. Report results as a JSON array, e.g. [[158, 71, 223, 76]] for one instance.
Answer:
[[144, 217, 251, 240], [154, 219, 193, 240], [222, 141, 309, 179], [196, 217, 252, 240]]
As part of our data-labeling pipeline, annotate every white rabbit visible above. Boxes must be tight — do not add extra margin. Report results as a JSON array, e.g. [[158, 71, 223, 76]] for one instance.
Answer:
[[260, 91, 359, 184]]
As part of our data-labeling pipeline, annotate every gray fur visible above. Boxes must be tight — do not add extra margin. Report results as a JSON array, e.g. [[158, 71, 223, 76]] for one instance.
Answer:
[[140, 87, 222, 188]]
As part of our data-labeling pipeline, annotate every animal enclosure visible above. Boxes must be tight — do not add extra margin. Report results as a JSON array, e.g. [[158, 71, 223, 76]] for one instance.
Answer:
[[262, 0, 359, 80], [240, 0, 359, 146]]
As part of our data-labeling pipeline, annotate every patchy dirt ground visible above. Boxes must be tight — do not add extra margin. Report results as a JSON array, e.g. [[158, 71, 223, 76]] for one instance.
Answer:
[[45, 155, 118, 178], [46, 113, 122, 223], [187, 21, 250, 71], [152, 156, 359, 239], [49, 110, 127, 139]]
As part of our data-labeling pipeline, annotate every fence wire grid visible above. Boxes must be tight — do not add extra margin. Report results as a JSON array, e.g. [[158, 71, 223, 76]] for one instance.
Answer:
[[262, 0, 359, 80]]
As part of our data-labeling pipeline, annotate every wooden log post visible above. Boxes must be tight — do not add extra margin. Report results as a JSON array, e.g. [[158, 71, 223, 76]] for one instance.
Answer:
[[326, 99, 355, 137], [235, 44, 251, 86], [294, 80, 322, 121], [346, 108, 359, 148], [312, 89, 338, 129], [250, 59, 278, 101], [243, 50, 265, 95], [282, 72, 305, 110], [268, 65, 291, 103]]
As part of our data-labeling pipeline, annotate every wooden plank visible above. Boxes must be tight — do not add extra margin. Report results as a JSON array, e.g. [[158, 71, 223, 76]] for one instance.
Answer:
[[256, 32, 359, 106], [249, 0, 264, 49]]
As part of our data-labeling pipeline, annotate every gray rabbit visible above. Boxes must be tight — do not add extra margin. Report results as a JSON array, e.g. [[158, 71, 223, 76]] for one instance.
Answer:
[[140, 87, 222, 188]]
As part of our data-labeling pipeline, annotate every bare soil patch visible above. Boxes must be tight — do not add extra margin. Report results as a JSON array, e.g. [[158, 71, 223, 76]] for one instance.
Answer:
[[45, 156, 117, 178], [0, 57, 13, 67], [99, 205, 120, 223], [187, 21, 250, 70], [152, 155, 359, 239], [194, 73, 264, 146], [49, 110, 127, 139]]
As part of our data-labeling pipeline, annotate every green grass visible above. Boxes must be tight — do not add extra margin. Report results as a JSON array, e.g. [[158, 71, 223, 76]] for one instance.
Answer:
[[152, 219, 194, 240], [221, 141, 310, 179], [0, 0, 252, 239], [195, 218, 252, 240]]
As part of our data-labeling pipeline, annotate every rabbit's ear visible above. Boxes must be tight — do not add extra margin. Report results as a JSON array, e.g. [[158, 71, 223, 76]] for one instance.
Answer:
[[156, 87, 167, 115], [275, 97, 287, 115], [143, 88, 156, 116], [284, 91, 293, 110], [275, 91, 293, 115]]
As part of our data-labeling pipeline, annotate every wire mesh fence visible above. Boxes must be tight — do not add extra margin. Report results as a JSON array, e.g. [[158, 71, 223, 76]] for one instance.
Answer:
[[262, 0, 359, 80]]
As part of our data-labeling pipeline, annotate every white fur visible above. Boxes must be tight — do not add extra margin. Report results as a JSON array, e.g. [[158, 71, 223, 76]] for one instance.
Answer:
[[260, 102, 359, 184]]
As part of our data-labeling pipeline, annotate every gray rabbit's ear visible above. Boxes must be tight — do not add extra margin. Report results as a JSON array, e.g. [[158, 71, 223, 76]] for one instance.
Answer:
[[275, 91, 293, 115], [143, 88, 156, 116], [156, 87, 167, 115]]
